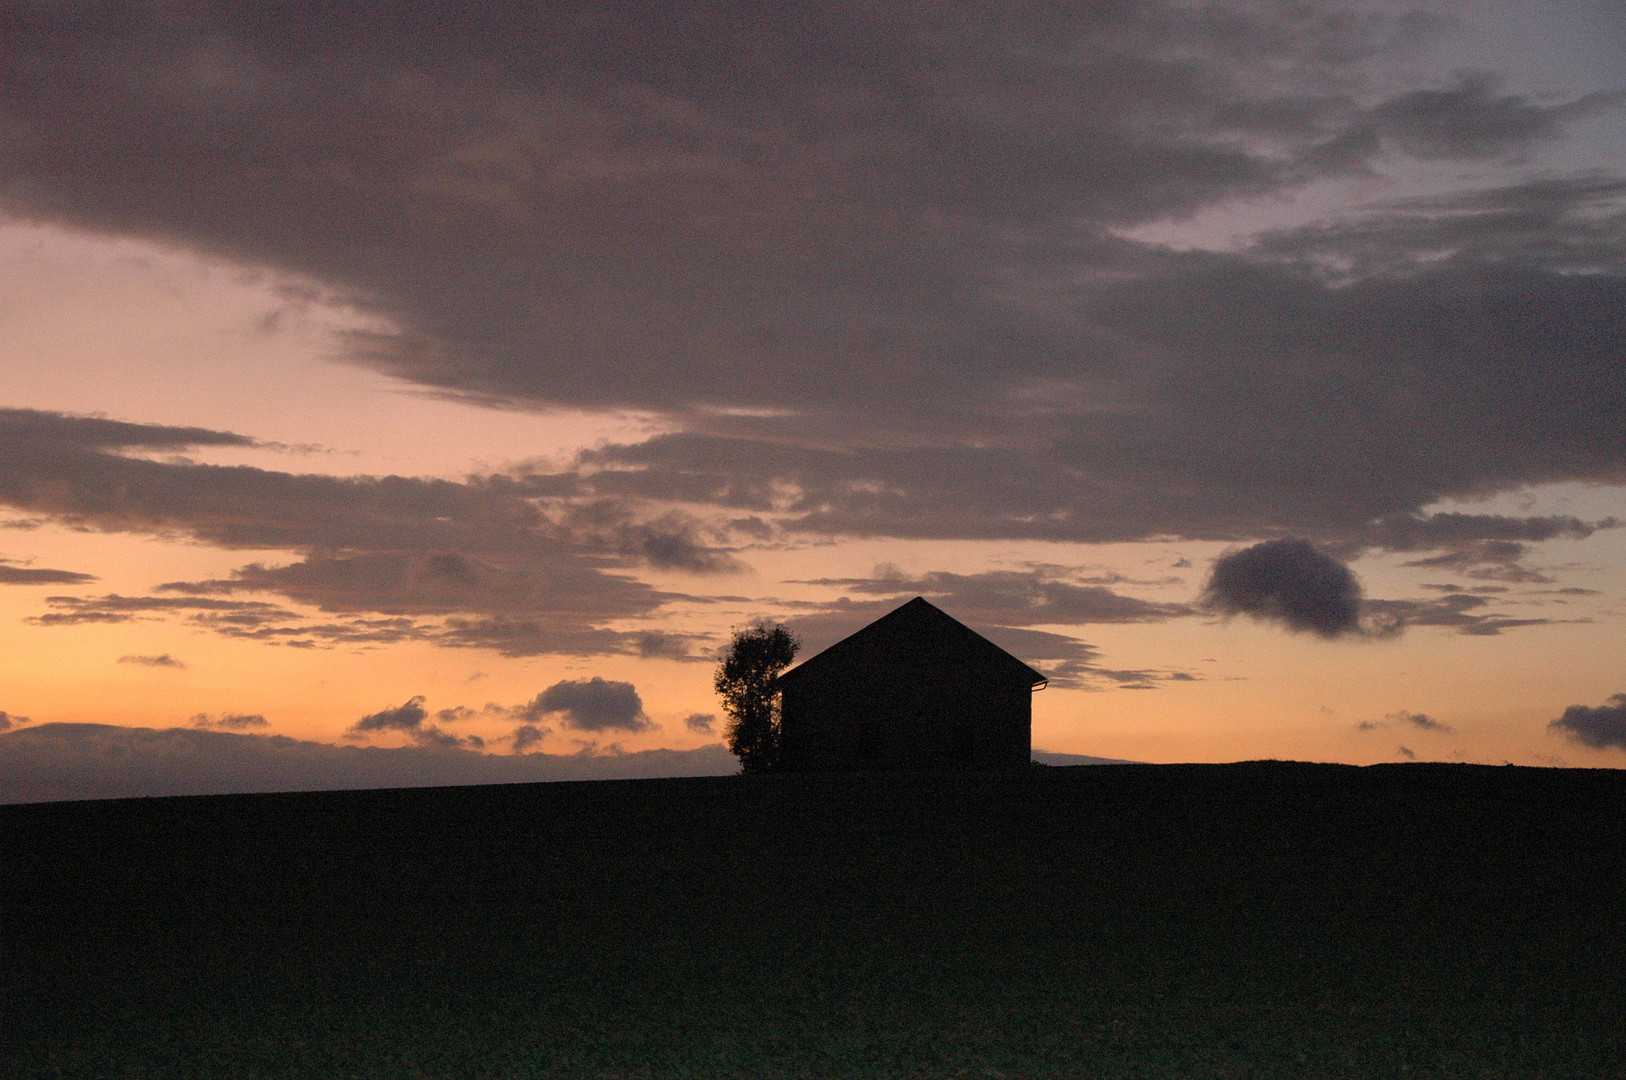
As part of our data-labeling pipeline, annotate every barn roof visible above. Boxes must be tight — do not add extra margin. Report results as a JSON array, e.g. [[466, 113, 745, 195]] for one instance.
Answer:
[[777, 596, 1047, 688]]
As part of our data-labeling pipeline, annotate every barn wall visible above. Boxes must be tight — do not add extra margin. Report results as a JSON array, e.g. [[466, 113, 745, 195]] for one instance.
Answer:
[[780, 657, 1032, 770]]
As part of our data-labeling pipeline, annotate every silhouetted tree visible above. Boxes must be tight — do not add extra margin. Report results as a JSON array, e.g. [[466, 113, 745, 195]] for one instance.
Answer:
[[715, 622, 799, 773]]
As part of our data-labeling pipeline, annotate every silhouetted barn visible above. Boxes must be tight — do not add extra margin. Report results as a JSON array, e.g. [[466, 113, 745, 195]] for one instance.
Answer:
[[777, 597, 1047, 770]]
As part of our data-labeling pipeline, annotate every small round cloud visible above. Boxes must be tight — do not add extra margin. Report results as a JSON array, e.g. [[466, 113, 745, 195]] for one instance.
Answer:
[[1201, 538, 1364, 638]]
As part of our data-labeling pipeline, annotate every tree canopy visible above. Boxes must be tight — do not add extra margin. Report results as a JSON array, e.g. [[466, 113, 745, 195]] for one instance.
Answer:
[[714, 623, 800, 773]]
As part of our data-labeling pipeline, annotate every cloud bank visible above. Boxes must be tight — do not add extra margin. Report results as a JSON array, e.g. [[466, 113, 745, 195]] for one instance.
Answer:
[[0, 723, 739, 804]]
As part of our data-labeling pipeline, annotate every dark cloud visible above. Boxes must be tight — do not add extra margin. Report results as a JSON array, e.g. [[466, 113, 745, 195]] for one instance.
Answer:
[[0, 411, 728, 656], [167, 552, 657, 618], [523, 677, 650, 732], [1399, 539, 1560, 584], [0, 6, 1618, 562], [1349, 73, 1620, 163], [803, 567, 1191, 626], [0, 408, 253, 452], [1200, 538, 1363, 638], [975, 625, 1113, 689], [775, 564, 1198, 688], [191, 712, 268, 730], [119, 653, 187, 669], [1388, 711, 1453, 734], [438, 617, 672, 660], [779, 593, 1182, 691], [510, 724, 548, 754], [683, 713, 716, 734], [1367, 513, 1613, 551], [0, 723, 737, 803], [1396, 745, 1418, 760], [0, 409, 727, 583], [347, 695, 483, 750], [562, 247, 1626, 546], [549, 504, 746, 573], [384, 691, 713, 751], [30, 593, 296, 626], [433, 704, 507, 724], [433, 728, 485, 750], [1361, 594, 1557, 637], [628, 630, 701, 661], [198, 613, 430, 650], [410, 695, 690, 750], [0, 4, 1394, 425], [349, 696, 430, 735], [1548, 694, 1626, 752], [1356, 711, 1456, 735], [1251, 176, 1626, 283], [0, 711, 29, 732], [0, 562, 97, 585], [638, 531, 742, 573]]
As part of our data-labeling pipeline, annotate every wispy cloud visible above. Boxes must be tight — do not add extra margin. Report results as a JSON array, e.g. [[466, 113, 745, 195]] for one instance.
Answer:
[[0, 561, 97, 585], [1389, 711, 1454, 734], [120, 653, 187, 669], [190, 712, 268, 730]]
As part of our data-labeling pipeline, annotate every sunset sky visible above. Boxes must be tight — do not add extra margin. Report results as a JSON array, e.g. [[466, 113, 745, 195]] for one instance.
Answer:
[[3, 0, 1624, 801]]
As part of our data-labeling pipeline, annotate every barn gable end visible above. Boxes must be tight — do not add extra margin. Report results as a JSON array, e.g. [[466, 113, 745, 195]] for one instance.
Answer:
[[776, 597, 1045, 770]]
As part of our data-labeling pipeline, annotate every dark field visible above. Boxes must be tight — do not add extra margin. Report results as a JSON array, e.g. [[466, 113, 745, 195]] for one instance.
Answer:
[[3, 762, 1624, 1079]]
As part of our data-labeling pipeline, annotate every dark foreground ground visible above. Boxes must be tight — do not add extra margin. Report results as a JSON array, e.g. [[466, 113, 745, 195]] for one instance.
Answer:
[[2, 762, 1624, 1079]]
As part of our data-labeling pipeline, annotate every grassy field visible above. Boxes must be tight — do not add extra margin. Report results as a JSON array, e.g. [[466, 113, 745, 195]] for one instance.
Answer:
[[3, 762, 1624, 1078]]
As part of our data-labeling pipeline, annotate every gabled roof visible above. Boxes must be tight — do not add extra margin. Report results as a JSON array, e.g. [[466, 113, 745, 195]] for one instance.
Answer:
[[777, 596, 1046, 687]]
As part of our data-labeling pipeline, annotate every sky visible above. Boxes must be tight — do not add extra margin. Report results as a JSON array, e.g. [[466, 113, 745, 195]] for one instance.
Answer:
[[2, 0, 1624, 802]]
